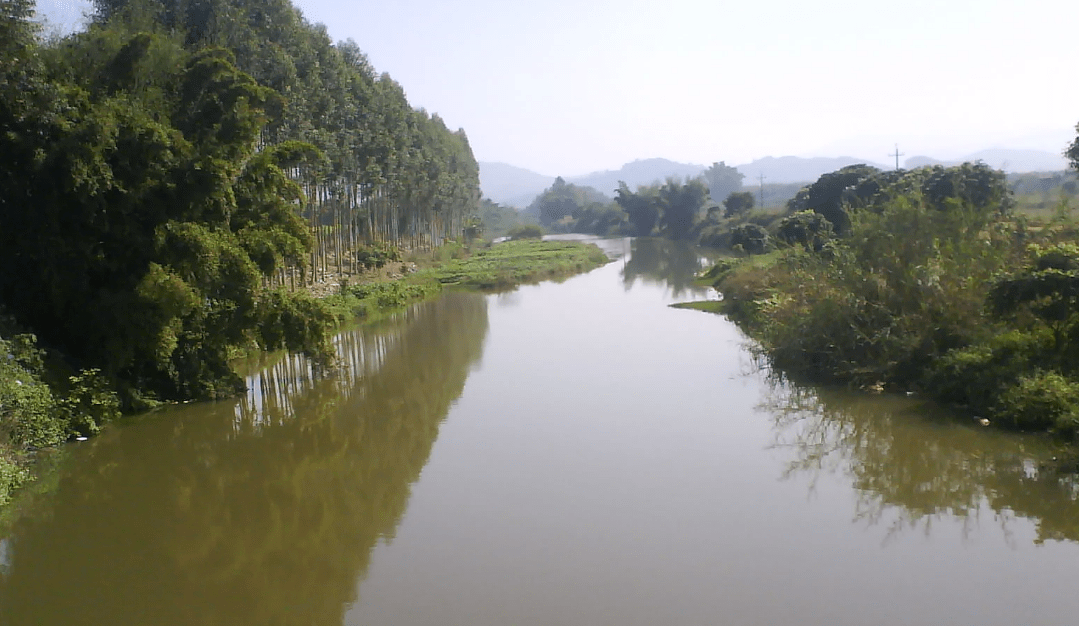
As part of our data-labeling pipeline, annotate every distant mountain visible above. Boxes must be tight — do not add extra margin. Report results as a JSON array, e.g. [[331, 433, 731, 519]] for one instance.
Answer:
[[733, 156, 891, 184], [480, 158, 708, 208], [480, 149, 1072, 209], [904, 149, 1067, 173], [478, 162, 554, 206], [904, 155, 949, 169], [568, 158, 707, 196]]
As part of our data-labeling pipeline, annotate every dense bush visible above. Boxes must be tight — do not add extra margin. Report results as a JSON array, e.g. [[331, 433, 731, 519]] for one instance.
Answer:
[[507, 224, 544, 240], [354, 243, 401, 271], [0, 331, 124, 505], [997, 371, 1079, 433], [1, 335, 65, 448], [776, 210, 834, 250], [715, 171, 1021, 388], [729, 223, 770, 255]]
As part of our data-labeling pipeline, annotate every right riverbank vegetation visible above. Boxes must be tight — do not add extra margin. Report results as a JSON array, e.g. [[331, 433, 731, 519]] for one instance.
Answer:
[[681, 134, 1079, 443], [0, 0, 608, 505]]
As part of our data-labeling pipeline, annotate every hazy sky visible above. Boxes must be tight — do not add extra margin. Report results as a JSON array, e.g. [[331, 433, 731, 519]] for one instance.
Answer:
[[36, 0, 1079, 176]]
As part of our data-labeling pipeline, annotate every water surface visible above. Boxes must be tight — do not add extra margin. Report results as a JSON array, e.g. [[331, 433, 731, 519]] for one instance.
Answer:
[[2, 237, 1078, 625]]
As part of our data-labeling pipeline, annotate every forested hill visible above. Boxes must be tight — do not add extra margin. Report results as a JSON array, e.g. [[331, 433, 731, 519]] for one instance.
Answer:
[[0, 0, 479, 449]]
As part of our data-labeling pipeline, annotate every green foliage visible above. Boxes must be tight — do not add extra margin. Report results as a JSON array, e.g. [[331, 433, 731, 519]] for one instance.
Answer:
[[776, 209, 834, 249], [707, 157, 1079, 438], [562, 202, 627, 236], [1, 331, 121, 453], [462, 215, 484, 242], [615, 181, 661, 237], [918, 162, 1012, 214], [353, 242, 400, 270], [0, 353, 64, 449], [924, 329, 1048, 413], [0, 451, 29, 508], [477, 198, 538, 239], [700, 258, 737, 282], [715, 177, 1019, 388], [527, 177, 609, 228], [723, 191, 755, 218], [730, 223, 770, 255], [322, 278, 442, 326], [614, 177, 708, 240], [799, 164, 883, 233], [418, 240, 610, 290], [0, 0, 487, 506], [1067, 121, 1079, 172], [342, 280, 438, 309], [1009, 171, 1079, 218], [702, 161, 744, 203], [793, 161, 1010, 238], [658, 177, 709, 240], [233, 140, 319, 275], [989, 243, 1079, 327], [998, 371, 1079, 433], [696, 224, 730, 249], [59, 369, 122, 437], [256, 289, 335, 362], [506, 224, 544, 240]]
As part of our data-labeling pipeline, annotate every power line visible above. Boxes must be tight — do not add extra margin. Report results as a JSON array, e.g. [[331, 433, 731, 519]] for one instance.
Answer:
[[889, 143, 906, 169], [757, 173, 766, 209]]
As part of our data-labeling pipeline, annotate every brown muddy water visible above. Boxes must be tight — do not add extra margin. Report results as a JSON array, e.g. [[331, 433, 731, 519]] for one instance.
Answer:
[[2, 237, 1078, 625]]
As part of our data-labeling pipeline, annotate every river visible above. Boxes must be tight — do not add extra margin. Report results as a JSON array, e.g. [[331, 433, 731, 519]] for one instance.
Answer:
[[2, 237, 1079, 625]]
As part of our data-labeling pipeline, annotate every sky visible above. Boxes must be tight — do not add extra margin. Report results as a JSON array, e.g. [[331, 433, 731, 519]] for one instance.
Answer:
[[35, 0, 1079, 177]]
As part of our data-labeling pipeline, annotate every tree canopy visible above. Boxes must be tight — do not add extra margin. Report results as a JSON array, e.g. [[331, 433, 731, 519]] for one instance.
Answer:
[[614, 177, 709, 240], [0, 0, 480, 417], [527, 177, 608, 228], [723, 191, 755, 218], [702, 161, 743, 204]]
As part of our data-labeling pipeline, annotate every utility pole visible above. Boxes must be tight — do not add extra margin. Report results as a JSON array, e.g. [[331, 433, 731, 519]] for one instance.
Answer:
[[757, 173, 766, 210], [889, 144, 905, 171]]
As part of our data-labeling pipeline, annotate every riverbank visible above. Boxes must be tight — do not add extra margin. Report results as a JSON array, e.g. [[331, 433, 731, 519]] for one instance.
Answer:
[[320, 238, 612, 324], [678, 200, 1079, 440], [0, 238, 611, 509]]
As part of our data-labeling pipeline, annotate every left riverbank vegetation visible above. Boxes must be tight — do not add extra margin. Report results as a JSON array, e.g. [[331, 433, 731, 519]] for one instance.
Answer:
[[686, 128, 1079, 439], [0, 0, 613, 504]]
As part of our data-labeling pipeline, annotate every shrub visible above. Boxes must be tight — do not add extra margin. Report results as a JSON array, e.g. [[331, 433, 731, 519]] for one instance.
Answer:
[[506, 224, 543, 240], [776, 210, 834, 250], [1, 334, 66, 448], [256, 290, 336, 363], [354, 243, 400, 270], [730, 224, 769, 255], [997, 371, 1079, 433], [59, 369, 122, 438], [923, 329, 1048, 410], [0, 452, 29, 508], [701, 258, 737, 282]]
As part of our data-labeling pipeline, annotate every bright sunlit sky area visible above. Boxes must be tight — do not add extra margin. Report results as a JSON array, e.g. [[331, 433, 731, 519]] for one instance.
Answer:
[[35, 0, 1079, 176]]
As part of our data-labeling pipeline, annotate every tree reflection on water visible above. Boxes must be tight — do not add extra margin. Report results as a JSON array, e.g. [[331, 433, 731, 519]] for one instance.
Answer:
[[0, 293, 489, 626], [762, 378, 1079, 545], [621, 237, 718, 298]]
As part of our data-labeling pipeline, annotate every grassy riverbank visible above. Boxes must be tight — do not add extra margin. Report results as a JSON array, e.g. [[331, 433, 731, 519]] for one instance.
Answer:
[[321, 239, 611, 322], [0, 239, 610, 507], [681, 185, 1079, 439]]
